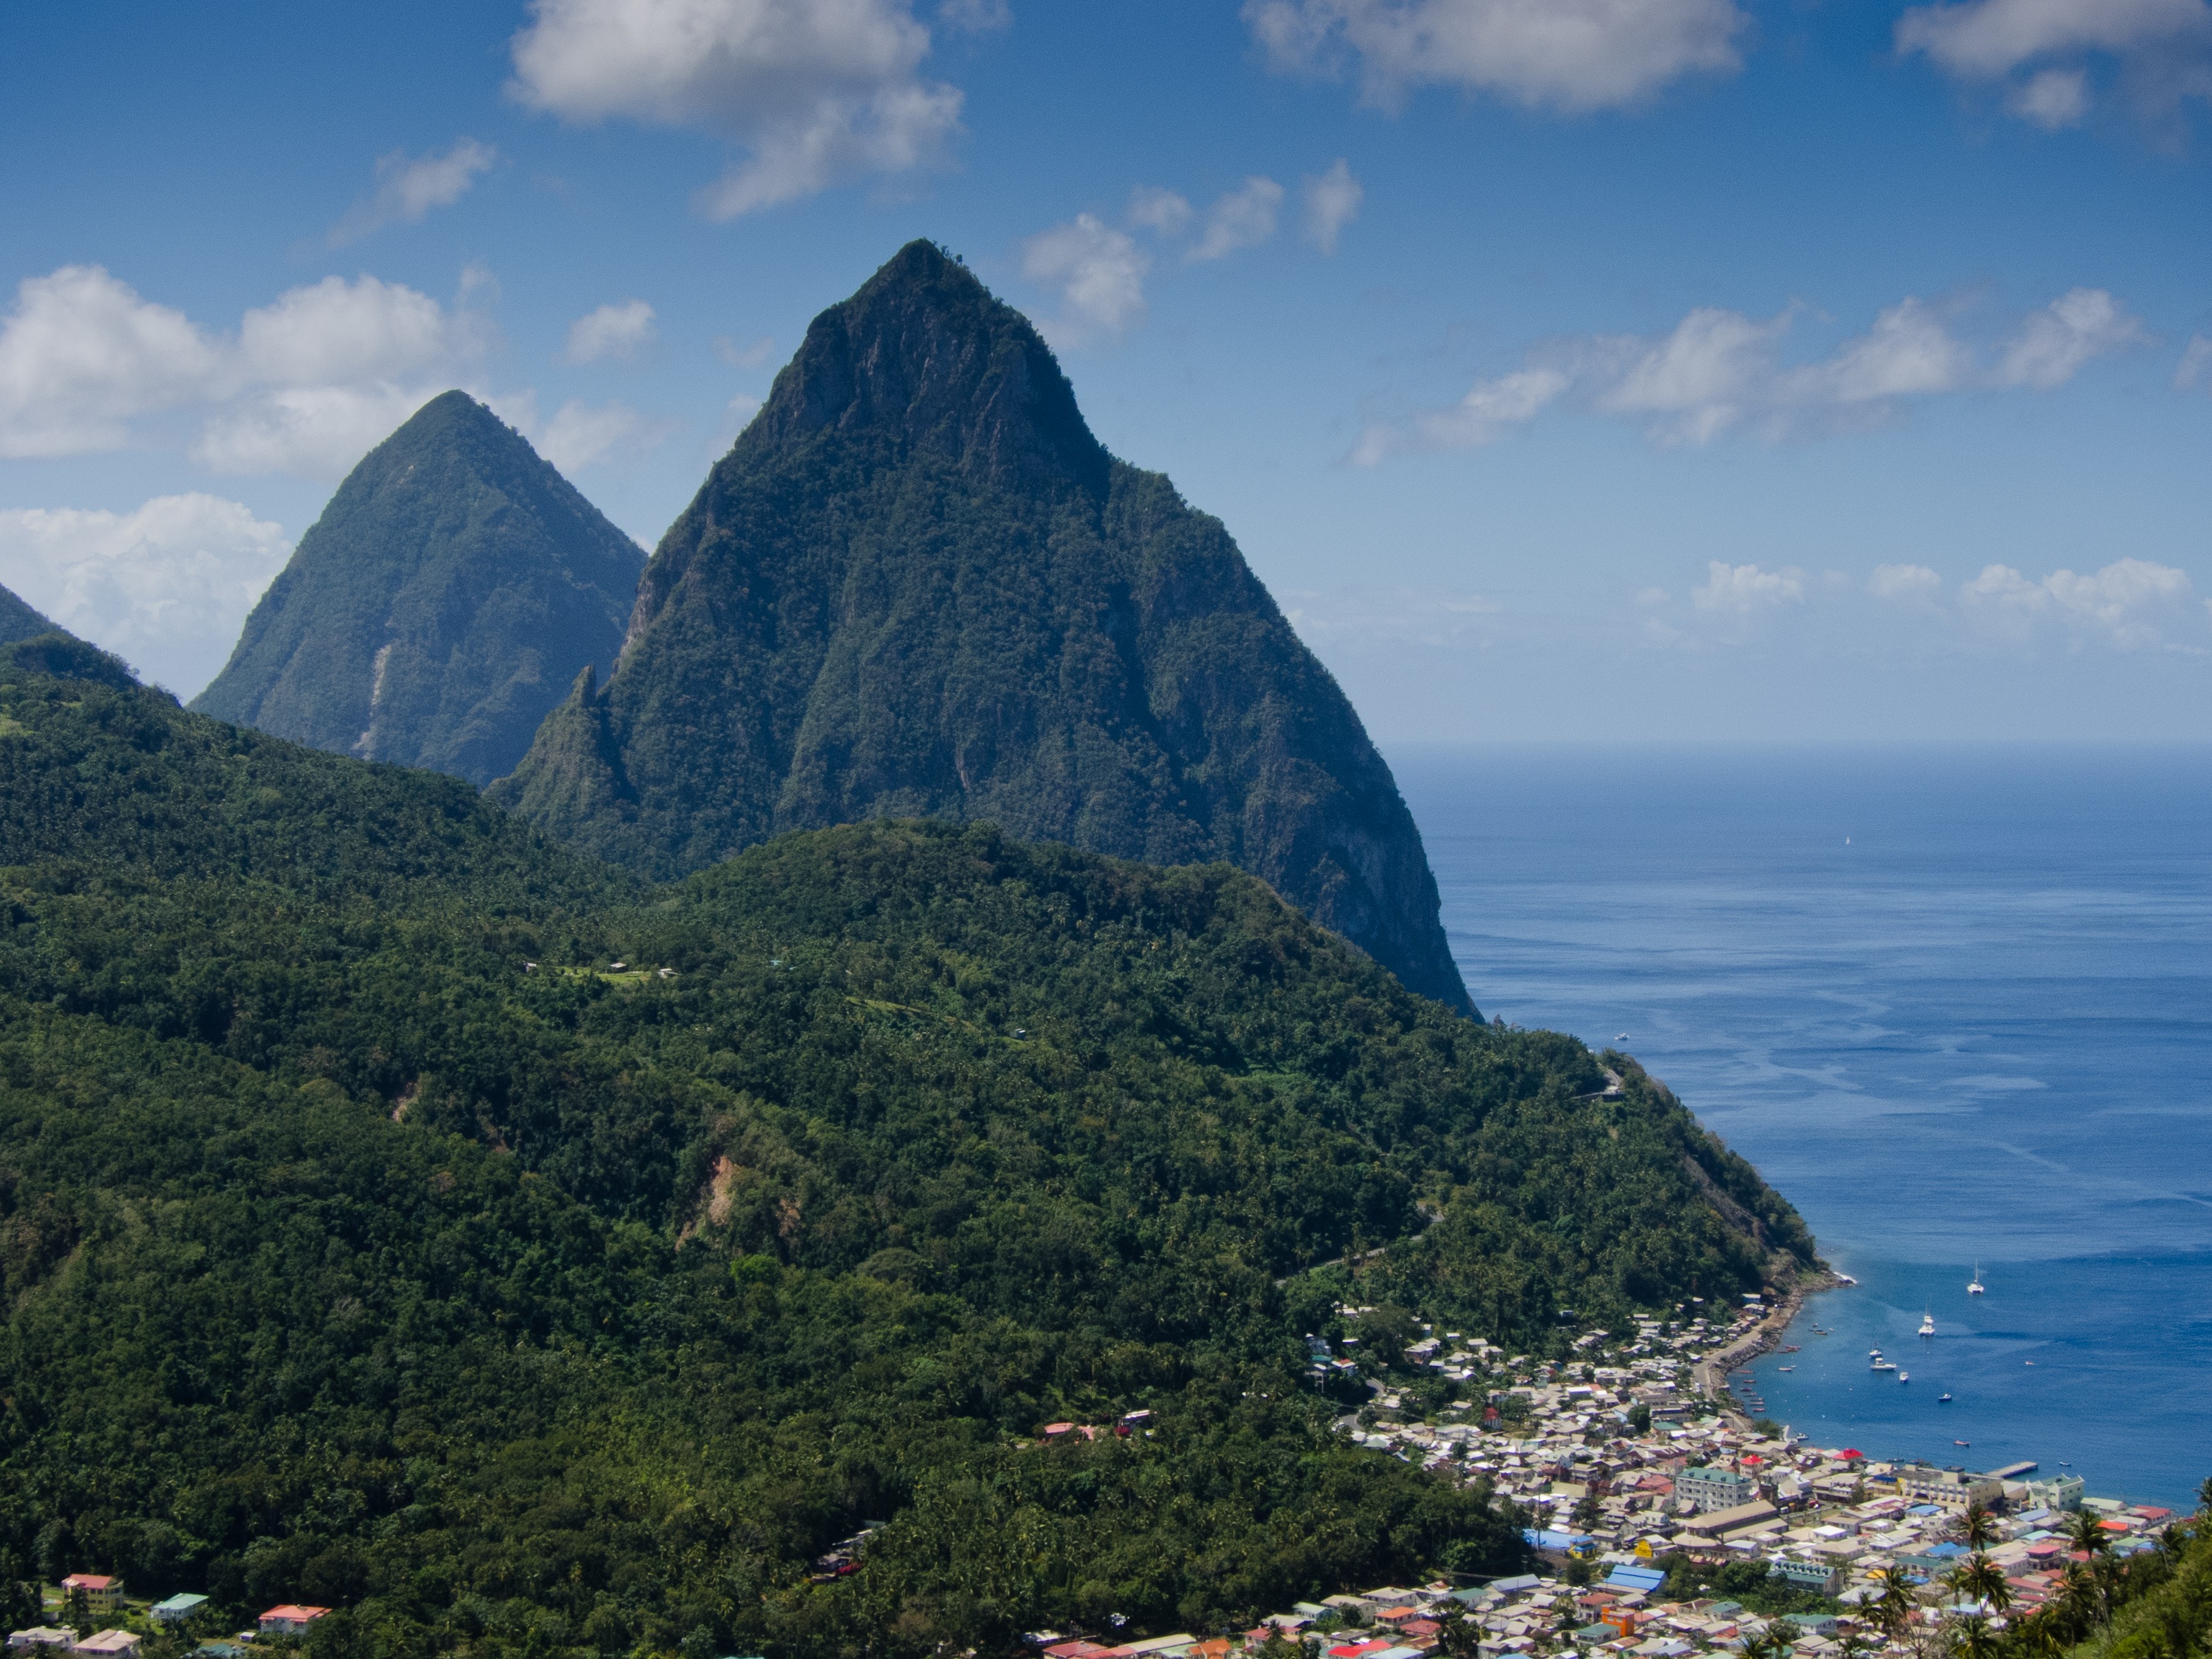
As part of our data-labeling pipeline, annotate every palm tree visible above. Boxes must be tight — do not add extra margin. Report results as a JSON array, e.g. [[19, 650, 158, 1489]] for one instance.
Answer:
[[1874, 1571, 1921, 1643], [1947, 1613, 1999, 1659], [1953, 1503, 1999, 1552], [1949, 1554, 2012, 1613], [2066, 1508, 2110, 1559]]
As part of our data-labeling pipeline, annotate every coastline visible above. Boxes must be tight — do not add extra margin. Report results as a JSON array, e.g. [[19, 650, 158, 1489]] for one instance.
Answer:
[[1694, 1267, 1844, 1425]]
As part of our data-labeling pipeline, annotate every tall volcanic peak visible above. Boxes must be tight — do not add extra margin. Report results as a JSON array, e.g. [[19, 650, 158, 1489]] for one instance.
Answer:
[[495, 242, 1476, 1014], [192, 391, 645, 787]]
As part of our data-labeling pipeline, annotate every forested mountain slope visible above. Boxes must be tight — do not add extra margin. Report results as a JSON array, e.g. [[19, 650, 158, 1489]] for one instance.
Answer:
[[191, 392, 643, 786], [0, 582, 58, 645], [0, 657, 1815, 1659], [493, 242, 1473, 1014]]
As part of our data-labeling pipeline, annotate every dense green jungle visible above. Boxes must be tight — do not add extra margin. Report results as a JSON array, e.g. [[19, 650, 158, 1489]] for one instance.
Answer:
[[0, 636, 1817, 1659]]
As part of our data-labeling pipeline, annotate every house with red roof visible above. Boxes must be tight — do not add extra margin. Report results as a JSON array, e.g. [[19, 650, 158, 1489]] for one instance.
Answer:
[[257, 1608, 331, 1636]]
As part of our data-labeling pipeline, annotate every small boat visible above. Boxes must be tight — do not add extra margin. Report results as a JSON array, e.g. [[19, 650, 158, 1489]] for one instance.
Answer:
[[1939, 1393, 1952, 1402], [1869, 1347, 1884, 1358], [1871, 1360, 1898, 1373], [1955, 1439, 1971, 1447], [1919, 1310, 1936, 1338], [1968, 1262, 1985, 1296], [1898, 1371, 1909, 1383]]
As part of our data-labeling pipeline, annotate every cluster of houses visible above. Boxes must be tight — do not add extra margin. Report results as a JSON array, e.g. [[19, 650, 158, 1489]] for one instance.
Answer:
[[7, 1579, 329, 1658]]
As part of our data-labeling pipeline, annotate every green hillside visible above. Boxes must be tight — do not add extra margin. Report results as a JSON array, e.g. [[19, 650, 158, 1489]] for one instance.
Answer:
[[493, 242, 1473, 1015], [0, 582, 59, 645], [191, 392, 643, 787], [0, 656, 1815, 1658]]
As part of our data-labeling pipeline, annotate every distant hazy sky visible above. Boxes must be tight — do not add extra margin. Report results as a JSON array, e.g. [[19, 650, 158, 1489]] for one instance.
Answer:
[[2, 0, 2209, 740]]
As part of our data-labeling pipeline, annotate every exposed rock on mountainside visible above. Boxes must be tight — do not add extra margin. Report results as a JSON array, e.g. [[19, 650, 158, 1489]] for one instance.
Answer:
[[191, 391, 644, 785], [495, 242, 1474, 1012]]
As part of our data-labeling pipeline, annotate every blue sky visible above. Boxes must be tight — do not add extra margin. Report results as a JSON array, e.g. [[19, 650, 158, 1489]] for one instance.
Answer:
[[2, 0, 2209, 741]]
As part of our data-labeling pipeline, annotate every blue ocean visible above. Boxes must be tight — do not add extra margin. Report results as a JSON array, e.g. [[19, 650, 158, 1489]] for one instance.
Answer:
[[1394, 744, 2212, 1511]]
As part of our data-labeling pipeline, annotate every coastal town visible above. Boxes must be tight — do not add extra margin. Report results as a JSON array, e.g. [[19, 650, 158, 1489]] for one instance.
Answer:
[[8, 1289, 2189, 1659]]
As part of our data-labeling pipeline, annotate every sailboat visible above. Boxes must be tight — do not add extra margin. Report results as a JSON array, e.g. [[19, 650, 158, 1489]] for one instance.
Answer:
[[1967, 1262, 1985, 1296], [1919, 1309, 1936, 1338]]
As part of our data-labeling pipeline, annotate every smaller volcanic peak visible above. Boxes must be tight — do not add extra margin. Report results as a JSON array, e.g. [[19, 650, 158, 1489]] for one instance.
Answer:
[[192, 392, 643, 786]]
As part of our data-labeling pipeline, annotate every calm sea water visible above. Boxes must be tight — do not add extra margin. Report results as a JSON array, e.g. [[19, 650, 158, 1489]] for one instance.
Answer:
[[1393, 744, 2212, 1511]]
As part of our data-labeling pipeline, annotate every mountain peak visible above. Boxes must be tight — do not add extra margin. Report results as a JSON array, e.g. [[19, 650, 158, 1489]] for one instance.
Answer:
[[739, 240, 1110, 496], [191, 390, 644, 785]]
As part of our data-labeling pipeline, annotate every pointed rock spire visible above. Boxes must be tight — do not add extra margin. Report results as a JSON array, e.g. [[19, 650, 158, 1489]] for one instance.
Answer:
[[495, 245, 1476, 1014], [191, 391, 644, 786]]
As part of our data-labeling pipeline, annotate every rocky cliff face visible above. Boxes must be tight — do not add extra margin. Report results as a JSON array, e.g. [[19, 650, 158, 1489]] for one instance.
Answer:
[[191, 392, 644, 786], [493, 242, 1475, 1013]]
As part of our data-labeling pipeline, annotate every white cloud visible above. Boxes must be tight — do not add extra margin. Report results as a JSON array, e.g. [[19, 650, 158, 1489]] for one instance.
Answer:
[[1245, 0, 1750, 112], [328, 139, 497, 246], [1896, 0, 2212, 126], [1869, 562, 1945, 603], [1127, 186, 1195, 235], [193, 385, 457, 479], [0, 494, 290, 695], [1962, 556, 2199, 649], [0, 264, 488, 478], [936, 0, 1009, 28], [1188, 176, 1286, 263], [0, 266, 224, 457], [1783, 297, 1972, 404], [236, 275, 474, 389], [1997, 287, 2145, 388], [508, 0, 964, 218], [2176, 333, 2212, 389], [1353, 366, 1566, 463], [1302, 159, 1364, 253], [535, 399, 655, 471], [1595, 306, 1792, 443], [1356, 286, 2139, 460], [1021, 213, 1149, 341], [564, 299, 658, 363], [1694, 560, 1805, 613], [2009, 65, 2091, 125]]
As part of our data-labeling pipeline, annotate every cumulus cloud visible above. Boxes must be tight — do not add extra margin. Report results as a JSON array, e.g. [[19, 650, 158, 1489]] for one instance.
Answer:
[[1188, 176, 1286, 262], [1869, 562, 1945, 603], [508, 0, 964, 218], [1127, 186, 1195, 235], [0, 264, 488, 478], [1997, 287, 2147, 388], [1302, 158, 1364, 253], [1694, 560, 1805, 613], [565, 299, 658, 363], [1244, 0, 1750, 112], [0, 494, 291, 694], [0, 266, 224, 457], [1021, 213, 1149, 341], [1962, 556, 2199, 648], [328, 139, 497, 246], [1355, 286, 2142, 461], [1896, 0, 2212, 127]]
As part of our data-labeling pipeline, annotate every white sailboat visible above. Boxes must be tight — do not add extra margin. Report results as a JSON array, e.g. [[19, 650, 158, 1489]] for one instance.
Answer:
[[1967, 1262, 1985, 1296], [1919, 1309, 1936, 1337]]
